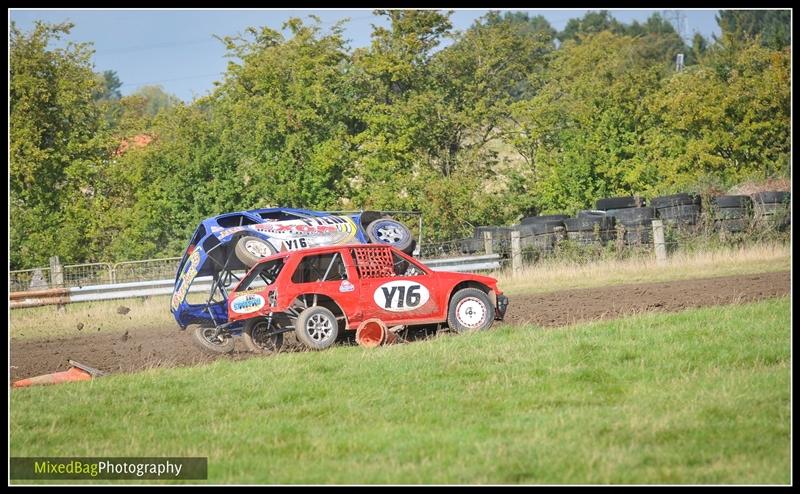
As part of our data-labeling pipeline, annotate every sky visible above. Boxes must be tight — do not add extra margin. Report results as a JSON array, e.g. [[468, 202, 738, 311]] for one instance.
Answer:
[[9, 8, 725, 102]]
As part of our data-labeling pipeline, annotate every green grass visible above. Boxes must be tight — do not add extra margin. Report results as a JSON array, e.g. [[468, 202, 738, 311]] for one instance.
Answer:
[[10, 298, 791, 484]]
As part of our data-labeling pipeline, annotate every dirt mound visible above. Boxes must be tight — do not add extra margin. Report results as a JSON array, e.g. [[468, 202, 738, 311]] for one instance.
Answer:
[[10, 271, 790, 381]]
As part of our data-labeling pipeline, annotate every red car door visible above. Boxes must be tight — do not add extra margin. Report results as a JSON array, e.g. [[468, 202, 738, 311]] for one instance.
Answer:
[[351, 246, 441, 325]]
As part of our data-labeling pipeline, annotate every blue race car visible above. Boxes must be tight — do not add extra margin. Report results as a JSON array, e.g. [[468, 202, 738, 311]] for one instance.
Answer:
[[170, 208, 415, 349]]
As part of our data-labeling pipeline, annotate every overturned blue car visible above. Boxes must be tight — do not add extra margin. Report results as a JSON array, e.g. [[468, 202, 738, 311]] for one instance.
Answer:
[[170, 208, 416, 348]]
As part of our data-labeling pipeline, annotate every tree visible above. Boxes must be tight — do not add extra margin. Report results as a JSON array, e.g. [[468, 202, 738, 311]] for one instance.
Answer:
[[10, 21, 112, 268], [715, 10, 791, 50], [95, 69, 122, 101], [557, 10, 626, 43]]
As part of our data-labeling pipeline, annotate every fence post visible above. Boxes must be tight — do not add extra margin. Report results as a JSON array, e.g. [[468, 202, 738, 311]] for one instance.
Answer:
[[49, 256, 64, 288], [652, 220, 667, 265], [511, 230, 521, 275], [483, 231, 493, 255]]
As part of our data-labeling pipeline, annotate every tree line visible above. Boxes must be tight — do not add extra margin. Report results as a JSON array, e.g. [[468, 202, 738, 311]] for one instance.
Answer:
[[10, 10, 791, 269]]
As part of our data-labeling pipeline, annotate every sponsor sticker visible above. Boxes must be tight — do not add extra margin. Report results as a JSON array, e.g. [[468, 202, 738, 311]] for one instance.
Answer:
[[339, 280, 355, 293], [171, 250, 202, 311], [231, 294, 266, 314], [373, 280, 430, 312]]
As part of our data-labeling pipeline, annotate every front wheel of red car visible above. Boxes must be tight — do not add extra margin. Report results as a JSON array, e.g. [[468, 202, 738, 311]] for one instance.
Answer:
[[447, 288, 494, 334], [294, 306, 339, 351]]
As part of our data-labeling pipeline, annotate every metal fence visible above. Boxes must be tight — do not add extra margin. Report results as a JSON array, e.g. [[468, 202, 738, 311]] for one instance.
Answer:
[[10, 258, 182, 293]]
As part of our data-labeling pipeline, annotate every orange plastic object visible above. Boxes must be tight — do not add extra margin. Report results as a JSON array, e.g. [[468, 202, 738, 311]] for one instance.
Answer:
[[12, 366, 93, 388], [356, 318, 398, 347]]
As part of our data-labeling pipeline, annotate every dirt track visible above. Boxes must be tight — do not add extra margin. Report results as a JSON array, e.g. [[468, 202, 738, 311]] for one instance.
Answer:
[[10, 271, 790, 381]]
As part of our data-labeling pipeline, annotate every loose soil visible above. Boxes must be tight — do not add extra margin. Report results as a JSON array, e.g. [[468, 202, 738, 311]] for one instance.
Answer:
[[10, 271, 790, 381]]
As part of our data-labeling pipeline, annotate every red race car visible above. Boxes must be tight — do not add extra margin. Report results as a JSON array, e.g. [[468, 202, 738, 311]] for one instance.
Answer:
[[222, 244, 508, 353]]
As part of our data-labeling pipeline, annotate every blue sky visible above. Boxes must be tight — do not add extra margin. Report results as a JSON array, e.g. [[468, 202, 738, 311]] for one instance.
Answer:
[[10, 9, 723, 102]]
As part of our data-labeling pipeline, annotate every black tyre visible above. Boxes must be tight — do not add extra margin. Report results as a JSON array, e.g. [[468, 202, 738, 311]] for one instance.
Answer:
[[752, 191, 790, 205], [520, 214, 570, 225], [607, 207, 653, 223], [713, 195, 752, 208], [294, 306, 339, 350], [243, 318, 284, 354], [650, 193, 700, 209], [714, 207, 746, 220], [460, 237, 483, 254], [657, 204, 701, 223], [565, 215, 614, 232], [191, 324, 235, 354], [447, 288, 494, 334], [596, 196, 640, 210], [576, 210, 607, 220], [235, 235, 277, 268], [518, 220, 565, 235], [366, 218, 415, 254]]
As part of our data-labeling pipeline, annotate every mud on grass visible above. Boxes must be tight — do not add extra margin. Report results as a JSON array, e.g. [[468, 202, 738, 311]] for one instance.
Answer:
[[9, 271, 789, 381]]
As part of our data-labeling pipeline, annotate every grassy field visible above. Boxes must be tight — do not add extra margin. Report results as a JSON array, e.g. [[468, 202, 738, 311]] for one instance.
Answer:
[[10, 297, 791, 484], [10, 242, 790, 340]]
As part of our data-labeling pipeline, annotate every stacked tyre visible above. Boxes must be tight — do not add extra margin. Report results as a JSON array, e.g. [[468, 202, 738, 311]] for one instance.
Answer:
[[752, 191, 791, 231], [651, 193, 701, 229], [563, 211, 616, 245], [516, 215, 568, 252], [712, 195, 752, 233], [595, 196, 652, 245]]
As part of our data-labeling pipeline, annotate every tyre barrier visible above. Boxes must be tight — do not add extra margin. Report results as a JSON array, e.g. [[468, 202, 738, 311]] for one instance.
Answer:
[[651, 193, 701, 229], [712, 195, 752, 233], [752, 191, 791, 231], [605, 207, 654, 245], [563, 215, 616, 245], [595, 196, 645, 211]]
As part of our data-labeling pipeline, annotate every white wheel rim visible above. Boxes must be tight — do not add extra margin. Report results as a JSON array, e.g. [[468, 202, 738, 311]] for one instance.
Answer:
[[245, 240, 271, 258], [456, 297, 487, 329], [307, 313, 334, 342], [377, 225, 403, 243]]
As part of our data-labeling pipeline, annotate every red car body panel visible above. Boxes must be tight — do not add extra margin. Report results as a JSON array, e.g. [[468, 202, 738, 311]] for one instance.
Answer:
[[227, 244, 505, 330]]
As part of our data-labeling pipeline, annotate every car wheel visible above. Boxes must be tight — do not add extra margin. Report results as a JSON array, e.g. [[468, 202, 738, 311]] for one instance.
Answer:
[[235, 235, 277, 268], [294, 306, 339, 350], [243, 318, 284, 354], [447, 288, 494, 334], [366, 218, 415, 254], [191, 324, 235, 354]]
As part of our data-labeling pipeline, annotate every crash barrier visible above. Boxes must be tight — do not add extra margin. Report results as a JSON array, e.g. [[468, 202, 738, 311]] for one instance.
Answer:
[[9, 253, 502, 308], [9, 258, 183, 293]]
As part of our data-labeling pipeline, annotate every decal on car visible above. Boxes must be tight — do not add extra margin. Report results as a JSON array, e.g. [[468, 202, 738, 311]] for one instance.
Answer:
[[213, 216, 359, 247], [231, 294, 266, 314], [339, 280, 355, 293], [372, 280, 430, 312], [171, 250, 202, 311]]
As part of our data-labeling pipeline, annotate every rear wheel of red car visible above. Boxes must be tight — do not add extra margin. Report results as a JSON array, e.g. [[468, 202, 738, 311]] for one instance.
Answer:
[[294, 306, 339, 350], [235, 236, 277, 268], [243, 318, 284, 354], [447, 288, 494, 334]]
